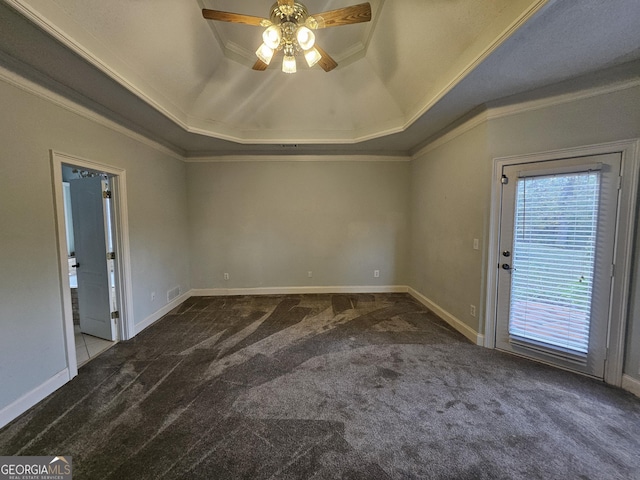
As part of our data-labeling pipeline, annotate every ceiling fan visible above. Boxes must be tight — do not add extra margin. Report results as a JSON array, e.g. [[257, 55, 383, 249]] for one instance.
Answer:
[[202, 1, 372, 73]]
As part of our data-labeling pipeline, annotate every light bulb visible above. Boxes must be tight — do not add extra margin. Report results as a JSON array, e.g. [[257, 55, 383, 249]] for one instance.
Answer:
[[256, 43, 274, 65], [262, 25, 282, 49], [282, 55, 297, 74], [296, 26, 315, 51], [304, 48, 322, 67]]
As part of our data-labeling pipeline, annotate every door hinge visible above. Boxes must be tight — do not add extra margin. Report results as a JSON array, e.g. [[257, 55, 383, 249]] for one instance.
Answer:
[[107, 252, 116, 260], [111, 310, 119, 320], [501, 175, 509, 185], [103, 190, 112, 199], [610, 264, 615, 278], [617, 176, 622, 191]]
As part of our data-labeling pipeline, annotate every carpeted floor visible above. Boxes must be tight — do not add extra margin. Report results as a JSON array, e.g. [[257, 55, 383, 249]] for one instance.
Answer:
[[1, 294, 639, 479]]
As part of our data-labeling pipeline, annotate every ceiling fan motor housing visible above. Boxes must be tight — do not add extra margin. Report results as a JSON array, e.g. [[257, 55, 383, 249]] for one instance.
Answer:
[[268, 2, 316, 53], [202, 2, 372, 72], [270, 2, 309, 24]]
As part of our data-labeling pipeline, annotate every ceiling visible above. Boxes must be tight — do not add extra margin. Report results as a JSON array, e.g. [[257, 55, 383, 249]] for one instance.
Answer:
[[1, 0, 639, 157]]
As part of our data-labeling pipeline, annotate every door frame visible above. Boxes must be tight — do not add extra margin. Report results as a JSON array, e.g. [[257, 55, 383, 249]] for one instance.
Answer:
[[69, 175, 116, 341], [484, 140, 640, 386], [50, 150, 135, 378]]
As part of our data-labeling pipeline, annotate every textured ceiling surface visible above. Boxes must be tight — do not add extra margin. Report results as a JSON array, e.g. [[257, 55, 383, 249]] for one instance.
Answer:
[[0, 0, 639, 156]]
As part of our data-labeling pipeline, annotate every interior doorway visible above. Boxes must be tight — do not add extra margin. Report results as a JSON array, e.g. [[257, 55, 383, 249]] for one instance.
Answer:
[[63, 168, 117, 365], [52, 151, 134, 379]]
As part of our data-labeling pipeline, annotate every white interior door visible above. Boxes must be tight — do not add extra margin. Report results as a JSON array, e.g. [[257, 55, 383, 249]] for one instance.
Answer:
[[495, 153, 621, 378], [70, 176, 115, 341]]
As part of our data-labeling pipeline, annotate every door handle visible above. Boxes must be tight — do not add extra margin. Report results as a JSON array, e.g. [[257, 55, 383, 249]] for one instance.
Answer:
[[72, 263, 80, 268]]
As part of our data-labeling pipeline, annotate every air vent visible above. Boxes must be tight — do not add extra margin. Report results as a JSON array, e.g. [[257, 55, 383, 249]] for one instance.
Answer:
[[167, 286, 181, 302]]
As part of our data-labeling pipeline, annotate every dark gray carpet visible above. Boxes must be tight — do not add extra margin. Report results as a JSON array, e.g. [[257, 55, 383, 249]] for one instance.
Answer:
[[1, 294, 639, 479]]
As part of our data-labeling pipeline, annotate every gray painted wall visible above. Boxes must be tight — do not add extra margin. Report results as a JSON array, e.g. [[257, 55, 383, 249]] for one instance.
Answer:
[[187, 160, 411, 289], [2, 70, 639, 421], [0, 78, 190, 411], [410, 123, 490, 332], [410, 84, 640, 380], [488, 85, 640, 382]]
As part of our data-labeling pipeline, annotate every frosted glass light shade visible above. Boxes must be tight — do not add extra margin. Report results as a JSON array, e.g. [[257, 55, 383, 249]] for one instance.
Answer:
[[296, 26, 315, 50], [256, 43, 274, 64], [263, 26, 282, 49], [282, 55, 297, 73], [304, 48, 322, 67]]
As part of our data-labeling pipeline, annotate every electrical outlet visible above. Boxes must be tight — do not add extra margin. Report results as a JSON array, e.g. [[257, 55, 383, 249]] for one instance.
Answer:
[[374, 270, 380, 278], [473, 238, 479, 250], [470, 305, 477, 317], [308, 271, 313, 278], [223, 273, 230, 281], [151, 291, 156, 301]]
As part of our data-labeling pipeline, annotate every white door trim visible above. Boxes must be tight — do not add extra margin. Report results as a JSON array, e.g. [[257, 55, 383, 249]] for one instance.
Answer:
[[50, 151, 135, 379], [484, 139, 640, 386]]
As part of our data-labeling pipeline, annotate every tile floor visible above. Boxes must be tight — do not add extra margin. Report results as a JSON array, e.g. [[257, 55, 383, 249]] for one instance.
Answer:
[[74, 325, 115, 366]]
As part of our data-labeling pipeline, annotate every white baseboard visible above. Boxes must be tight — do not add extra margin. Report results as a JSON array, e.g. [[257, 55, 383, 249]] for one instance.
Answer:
[[0, 369, 69, 430], [134, 291, 191, 335], [0, 292, 192, 430], [622, 374, 640, 398], [408, 287, 482, 345], [191, 286, 483, 345], [190, 285, 410, 296]]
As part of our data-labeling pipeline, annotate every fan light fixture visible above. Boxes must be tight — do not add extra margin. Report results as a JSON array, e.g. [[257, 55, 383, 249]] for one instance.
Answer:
[[202, 1, 372, 73], [256, 43, 275, 64], [304, 47, 322, 67], [282, 54, 297, 73], [296, 26, 315, 50], [263, 25, 282, 49], [258, 3, 320, 74]]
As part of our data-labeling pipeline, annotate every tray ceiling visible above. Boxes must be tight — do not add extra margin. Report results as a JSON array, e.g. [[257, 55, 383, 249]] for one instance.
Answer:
[[1, 0, 639, 155], [1, 0, 548, 144]]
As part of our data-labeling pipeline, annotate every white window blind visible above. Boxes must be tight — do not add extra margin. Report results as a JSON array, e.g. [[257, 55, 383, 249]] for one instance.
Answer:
[[508, 170, 601, 356]]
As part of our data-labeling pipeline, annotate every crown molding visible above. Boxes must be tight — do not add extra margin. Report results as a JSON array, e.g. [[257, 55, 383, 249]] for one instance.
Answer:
[[185, 154, 411, 163], [487, 77, 640, 120], [403, 0, 551, 131], [3, 0, 189, 130], [411, 110, 488, 159], [0, 63, 185, 162], [413, 76, 640, 159], [2, 0, 556, 147], [183, 111, 408, 146], [3, 0, 405, 146]]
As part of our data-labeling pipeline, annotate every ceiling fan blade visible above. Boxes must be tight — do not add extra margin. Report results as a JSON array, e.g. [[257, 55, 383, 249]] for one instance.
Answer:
[[202, 9, 268, 27], [315, 45, 338, 72], [310, 3, 371, 29], [253, 59, 269, 71]]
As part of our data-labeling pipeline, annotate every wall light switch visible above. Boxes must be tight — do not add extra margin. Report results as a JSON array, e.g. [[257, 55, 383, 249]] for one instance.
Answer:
[[473, 238, 479, 250]]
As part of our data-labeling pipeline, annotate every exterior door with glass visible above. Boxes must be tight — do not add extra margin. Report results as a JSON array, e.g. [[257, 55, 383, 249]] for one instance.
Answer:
[[495, 153, 621, 378]]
